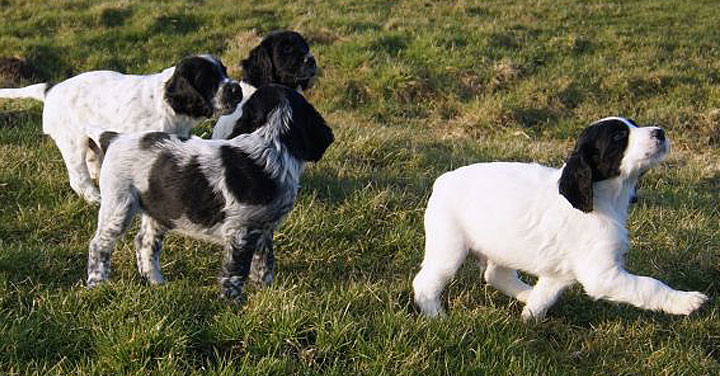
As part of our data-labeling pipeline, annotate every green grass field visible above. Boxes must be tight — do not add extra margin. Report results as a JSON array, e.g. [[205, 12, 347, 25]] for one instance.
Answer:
[[0, 0, 718, 374]]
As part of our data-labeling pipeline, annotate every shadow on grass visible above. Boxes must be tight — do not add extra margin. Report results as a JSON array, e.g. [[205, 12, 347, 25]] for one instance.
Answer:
[[0, 245, 86, 289]]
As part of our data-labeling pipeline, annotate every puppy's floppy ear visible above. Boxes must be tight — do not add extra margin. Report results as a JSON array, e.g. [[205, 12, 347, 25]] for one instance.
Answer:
[[165, 68, 214, 118], [559, 150, 593, 212], [242, 44, 273, 88], [281, 92, 334, 162]]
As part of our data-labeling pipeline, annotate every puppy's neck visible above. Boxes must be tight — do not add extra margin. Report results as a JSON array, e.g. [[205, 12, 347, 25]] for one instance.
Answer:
[[229, 132, 304, 187], [592, 173, 639, 223]]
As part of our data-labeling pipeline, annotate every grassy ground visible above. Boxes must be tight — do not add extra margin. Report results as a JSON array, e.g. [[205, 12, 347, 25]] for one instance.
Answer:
[[0, 0, 718, 374]]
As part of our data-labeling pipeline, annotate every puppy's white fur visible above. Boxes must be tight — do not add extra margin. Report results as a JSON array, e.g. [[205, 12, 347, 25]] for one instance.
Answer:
[[0, 55, 241, 204], [413, 117, 707, 320]]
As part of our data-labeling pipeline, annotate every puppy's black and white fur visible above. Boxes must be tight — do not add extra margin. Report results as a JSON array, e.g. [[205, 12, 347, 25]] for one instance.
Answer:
[[414, 117, 707, 320], [86, 84, 333, 301], [242, 30, 317, 91], [0, 55, 243, 204], [212, 31, 317, 139]]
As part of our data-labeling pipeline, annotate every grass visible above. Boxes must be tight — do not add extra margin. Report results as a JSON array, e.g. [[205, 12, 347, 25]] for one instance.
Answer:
[[0, 0, 718, 374]]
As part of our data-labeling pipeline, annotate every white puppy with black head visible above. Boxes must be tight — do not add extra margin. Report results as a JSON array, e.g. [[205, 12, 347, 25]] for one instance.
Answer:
[[413, 117, 707, 321], [0, 55, 243, 204], [85, 84, 333, 301]]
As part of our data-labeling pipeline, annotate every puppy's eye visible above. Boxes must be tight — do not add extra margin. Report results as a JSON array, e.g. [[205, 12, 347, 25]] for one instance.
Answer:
[[613, 131, 627, 141]]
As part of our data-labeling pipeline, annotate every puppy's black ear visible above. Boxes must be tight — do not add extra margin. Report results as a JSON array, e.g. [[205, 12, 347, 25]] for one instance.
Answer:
[[165, 69, 213, 118], [282, 92, 334, 162], [242, 44, 273, 88], [559, 151, 593, 212]]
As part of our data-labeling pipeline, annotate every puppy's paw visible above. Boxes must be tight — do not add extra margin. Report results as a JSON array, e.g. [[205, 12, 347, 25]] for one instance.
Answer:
[[515, 289, 531, 304], [250, 272, 273, 288], [86, 276, 106, 288], [145, 273, 166, 285], [219, 276, 246, 304], [83, 188, 101, 205], [667, 291, 707, 315], [414, 297, 444, 317], [521, 306, 547, 323]]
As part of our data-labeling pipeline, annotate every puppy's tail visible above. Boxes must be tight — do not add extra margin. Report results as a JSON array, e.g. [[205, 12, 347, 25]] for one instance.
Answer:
[[0, 83, 49, 102], [86, 125, 120, 163]]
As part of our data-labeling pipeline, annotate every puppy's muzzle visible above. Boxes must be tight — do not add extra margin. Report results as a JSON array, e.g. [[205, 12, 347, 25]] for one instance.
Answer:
[[217, 81, 243, 115], [652, 127, 669, 153], [301, 54, 317, 78]]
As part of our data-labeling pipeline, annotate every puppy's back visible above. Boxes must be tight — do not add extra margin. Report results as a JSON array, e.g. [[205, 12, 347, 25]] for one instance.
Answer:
[[427, 162, 573, 264]]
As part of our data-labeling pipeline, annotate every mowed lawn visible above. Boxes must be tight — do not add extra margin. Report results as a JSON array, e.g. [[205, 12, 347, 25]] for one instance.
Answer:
[[0, 0, 718, 374]]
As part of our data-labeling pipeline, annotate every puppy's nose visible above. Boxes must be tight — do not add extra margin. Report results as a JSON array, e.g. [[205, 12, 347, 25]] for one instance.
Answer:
[[305, 55, 316, 69], [226, 82, 243, 101], [652, 128, 665, 142]]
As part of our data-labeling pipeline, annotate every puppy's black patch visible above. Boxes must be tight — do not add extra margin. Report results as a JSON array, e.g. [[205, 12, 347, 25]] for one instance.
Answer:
[[559, 118, 631, 212], [142, 152, 226, 228], [220, 145, 278, 205], [140, 132, 172, 150], [582, 120, 630, 181], [242, 31, 316, 90], [183, 157, 227, 226], [100, 131, 120, 154]]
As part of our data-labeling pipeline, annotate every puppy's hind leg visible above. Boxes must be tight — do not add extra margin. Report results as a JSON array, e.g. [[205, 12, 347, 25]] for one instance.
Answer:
[[86, 148, 101, 182], [249, 230, 274, 287], [57, 137, 101, 204], [520, 277, 572, 322], [483, 262, 533, 303], [413, 216, 468, 317], [134, 214, 167, 285], [87, 192, 138, 287]]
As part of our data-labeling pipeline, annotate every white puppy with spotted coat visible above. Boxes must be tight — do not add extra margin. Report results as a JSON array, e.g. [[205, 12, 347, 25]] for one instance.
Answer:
[[0, 55, 243, 204], [413, 117, 707, 320]]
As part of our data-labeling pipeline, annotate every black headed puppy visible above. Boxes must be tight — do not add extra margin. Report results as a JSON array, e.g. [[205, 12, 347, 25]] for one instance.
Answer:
[[212, 31, 318, 139], [242, 30, 317, 91]]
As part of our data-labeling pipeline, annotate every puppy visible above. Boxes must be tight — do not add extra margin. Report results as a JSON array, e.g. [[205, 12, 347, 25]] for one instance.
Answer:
[[0, 55, 243, 204], [413, 117, 707, 321], [86, 84, 333, 302], [212, 30, 317, 139]]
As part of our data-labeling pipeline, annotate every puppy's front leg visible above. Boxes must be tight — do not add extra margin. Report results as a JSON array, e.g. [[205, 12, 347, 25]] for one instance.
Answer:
[[220, 227, 262, 302], [580, 267, 707, 315], [249, 230, 274, 287]]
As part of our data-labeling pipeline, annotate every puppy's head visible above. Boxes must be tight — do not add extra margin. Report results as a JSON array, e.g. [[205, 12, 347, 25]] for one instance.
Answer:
[[165, 55, 243, 118], [241, 31, 317, 90], [231, 84, 333, 162], [559, 117, 669, 212]]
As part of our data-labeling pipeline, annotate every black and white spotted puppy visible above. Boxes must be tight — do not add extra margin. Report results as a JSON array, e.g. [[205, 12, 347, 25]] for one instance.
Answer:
[[413, 117, 707, 320], [212, 30, 317, 139], [86, 84, 333, 302], [0, 55, 243, 204]]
